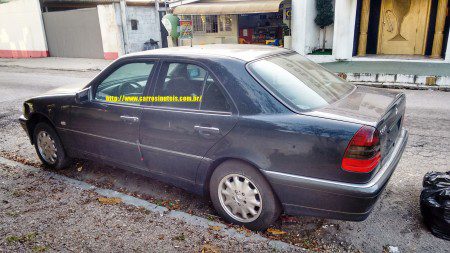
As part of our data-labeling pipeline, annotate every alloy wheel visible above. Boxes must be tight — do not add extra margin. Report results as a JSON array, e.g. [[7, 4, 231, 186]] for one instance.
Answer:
[[218, 174, 262, 222], [36, 130, 58, 164]]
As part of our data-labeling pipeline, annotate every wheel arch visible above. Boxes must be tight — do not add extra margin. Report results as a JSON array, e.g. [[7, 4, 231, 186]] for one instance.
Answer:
[[27, 112, 58, 144], [201, 156, 281, 208]]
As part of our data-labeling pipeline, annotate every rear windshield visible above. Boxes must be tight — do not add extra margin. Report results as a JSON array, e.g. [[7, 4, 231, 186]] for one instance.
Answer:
[[247, 53, 354, 111]]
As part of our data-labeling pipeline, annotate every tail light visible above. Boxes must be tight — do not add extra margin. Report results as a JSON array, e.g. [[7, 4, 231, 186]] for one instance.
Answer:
[[342, 126, 381, 173]]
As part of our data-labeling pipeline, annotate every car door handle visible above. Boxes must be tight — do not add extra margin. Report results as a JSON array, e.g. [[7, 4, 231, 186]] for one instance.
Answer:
[[194, 125, 220, 135], [120, 115, 140, 123]]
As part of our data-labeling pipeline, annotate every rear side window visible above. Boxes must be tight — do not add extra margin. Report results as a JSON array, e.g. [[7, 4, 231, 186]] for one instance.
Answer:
[[247, 53, 354, 111], [201, 75, 231, 112], [153, 62, 231, 112]]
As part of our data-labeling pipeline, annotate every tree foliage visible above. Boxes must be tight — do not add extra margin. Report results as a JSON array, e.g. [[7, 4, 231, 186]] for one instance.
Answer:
[[314, 0, 334, 28]]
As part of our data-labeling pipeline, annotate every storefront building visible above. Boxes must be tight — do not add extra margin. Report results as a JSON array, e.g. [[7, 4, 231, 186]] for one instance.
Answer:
[[170, 0, 292, 47], [170, 0, 450, 62]]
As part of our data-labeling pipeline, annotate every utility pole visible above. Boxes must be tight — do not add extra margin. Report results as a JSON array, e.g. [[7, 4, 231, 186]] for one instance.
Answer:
[[120, 0, 129, 54]]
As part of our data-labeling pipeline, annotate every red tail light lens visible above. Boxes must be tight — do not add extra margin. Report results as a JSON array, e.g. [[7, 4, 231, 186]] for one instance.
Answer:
[[342, 126, 381, 173]]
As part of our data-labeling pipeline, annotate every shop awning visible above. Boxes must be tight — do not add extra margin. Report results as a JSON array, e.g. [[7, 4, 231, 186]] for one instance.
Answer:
[[173, 0, 284, 15]]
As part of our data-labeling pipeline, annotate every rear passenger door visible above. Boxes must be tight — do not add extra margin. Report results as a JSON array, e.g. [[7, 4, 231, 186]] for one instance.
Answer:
[[139, 60, 238, 184]]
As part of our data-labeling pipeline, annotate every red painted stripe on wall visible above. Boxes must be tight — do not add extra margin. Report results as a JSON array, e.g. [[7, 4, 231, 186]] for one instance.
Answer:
[[104, 52, 119, 60], [0, 50, 49, 58]]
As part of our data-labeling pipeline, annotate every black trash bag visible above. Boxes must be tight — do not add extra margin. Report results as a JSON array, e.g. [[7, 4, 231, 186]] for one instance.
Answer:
[[420, 171, 450, 240]]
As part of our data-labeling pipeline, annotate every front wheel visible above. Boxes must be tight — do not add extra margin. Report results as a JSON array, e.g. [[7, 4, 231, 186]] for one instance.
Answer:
[[33, 122, 70, 169], [209, 160, 281, 231]]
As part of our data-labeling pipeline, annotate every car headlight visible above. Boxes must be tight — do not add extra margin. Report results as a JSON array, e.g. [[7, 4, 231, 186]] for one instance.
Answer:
[[23, 103, 30, 117]]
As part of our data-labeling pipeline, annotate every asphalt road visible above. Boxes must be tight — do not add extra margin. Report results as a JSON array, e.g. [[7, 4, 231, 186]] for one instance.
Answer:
[[0, 66, 449, 252]]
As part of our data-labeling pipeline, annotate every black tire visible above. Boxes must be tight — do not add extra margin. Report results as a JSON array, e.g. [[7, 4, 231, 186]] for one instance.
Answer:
[[209, 160, 281, 231], [33, 122, 71, 169]]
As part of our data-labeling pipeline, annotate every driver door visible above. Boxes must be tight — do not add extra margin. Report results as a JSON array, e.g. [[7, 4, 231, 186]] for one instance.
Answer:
[[67, 60, 156, 169]]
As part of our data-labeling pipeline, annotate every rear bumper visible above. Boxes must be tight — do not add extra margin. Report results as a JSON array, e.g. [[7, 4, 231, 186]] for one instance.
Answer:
[[264, 128, 409, 221]]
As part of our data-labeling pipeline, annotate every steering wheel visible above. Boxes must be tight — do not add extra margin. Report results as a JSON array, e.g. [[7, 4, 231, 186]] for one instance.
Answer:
[[118, 81, 141, 96]]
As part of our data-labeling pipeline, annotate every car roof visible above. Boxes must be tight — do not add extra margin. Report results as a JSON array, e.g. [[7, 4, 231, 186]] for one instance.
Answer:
[[125, 44, 292, 62]]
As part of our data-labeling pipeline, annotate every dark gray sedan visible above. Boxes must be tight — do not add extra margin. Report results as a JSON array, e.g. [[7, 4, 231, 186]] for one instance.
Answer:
[[19, 45, 408, 230]]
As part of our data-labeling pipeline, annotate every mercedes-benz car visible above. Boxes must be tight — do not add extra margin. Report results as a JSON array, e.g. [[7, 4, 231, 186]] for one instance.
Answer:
[[19, 45, 408, 230]]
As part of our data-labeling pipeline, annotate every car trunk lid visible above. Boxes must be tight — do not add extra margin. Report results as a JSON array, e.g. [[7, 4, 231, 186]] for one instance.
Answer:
[[376, 93, 406, 166], [307, 86, 406, 166]]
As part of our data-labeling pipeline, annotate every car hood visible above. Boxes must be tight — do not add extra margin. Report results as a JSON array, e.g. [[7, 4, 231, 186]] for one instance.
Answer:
[[305, 86, 402, 126], [41, 82, 87, 96]]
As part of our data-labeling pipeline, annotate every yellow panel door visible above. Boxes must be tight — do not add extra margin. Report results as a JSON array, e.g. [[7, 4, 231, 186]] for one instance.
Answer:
[[377, 0, 432, 55]]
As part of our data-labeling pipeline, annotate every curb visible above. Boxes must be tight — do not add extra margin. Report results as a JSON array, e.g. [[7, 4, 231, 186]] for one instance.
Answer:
[[353, 82, 450, 91], [0, 64, 103, 72], [335, 72, 450, 91], [0, 63, 108, 72], [0, 156, 305, 252]]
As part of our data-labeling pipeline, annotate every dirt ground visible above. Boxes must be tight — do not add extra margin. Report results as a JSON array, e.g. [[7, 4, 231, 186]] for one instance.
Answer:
[[1, 162, 305, 252]]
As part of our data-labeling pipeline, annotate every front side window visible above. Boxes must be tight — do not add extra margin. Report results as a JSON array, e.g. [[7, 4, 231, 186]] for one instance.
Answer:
[[95, 62, 154, 103], [153, 62, 230, 112], [247, 53, 354, 111]]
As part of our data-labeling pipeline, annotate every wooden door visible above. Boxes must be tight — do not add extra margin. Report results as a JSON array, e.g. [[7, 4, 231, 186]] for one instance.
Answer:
[[377, 0, 432, 55]]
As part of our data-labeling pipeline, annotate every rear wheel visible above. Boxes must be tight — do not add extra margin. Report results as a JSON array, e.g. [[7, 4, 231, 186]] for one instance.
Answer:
[[33, 122, 70, 169], [209, 160, 281, 231]]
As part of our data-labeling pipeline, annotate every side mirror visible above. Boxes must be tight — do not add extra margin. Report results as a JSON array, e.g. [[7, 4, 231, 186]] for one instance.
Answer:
[[75, 87, 91, 104]]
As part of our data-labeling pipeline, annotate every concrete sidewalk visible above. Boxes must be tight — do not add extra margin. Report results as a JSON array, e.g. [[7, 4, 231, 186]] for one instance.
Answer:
[[0, 57, 112, 72], [319, 60, 450, 90], [321, 61, 450, 76], [1, 56, 449, 89]]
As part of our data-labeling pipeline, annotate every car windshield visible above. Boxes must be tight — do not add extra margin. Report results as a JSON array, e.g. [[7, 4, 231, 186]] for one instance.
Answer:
[[247, 53, 354, 111]]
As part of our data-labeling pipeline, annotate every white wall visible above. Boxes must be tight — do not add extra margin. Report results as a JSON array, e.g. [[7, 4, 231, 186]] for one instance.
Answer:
[[332, 0, 357, 60], [291, 0, 307, 54], [291, 0, 334, 55], [97, 4, 124, 59], [0, 0, 48, 58], [126, 6, 161, 53], [98, 4, 162, 58], [303, 0, 320, 52]]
